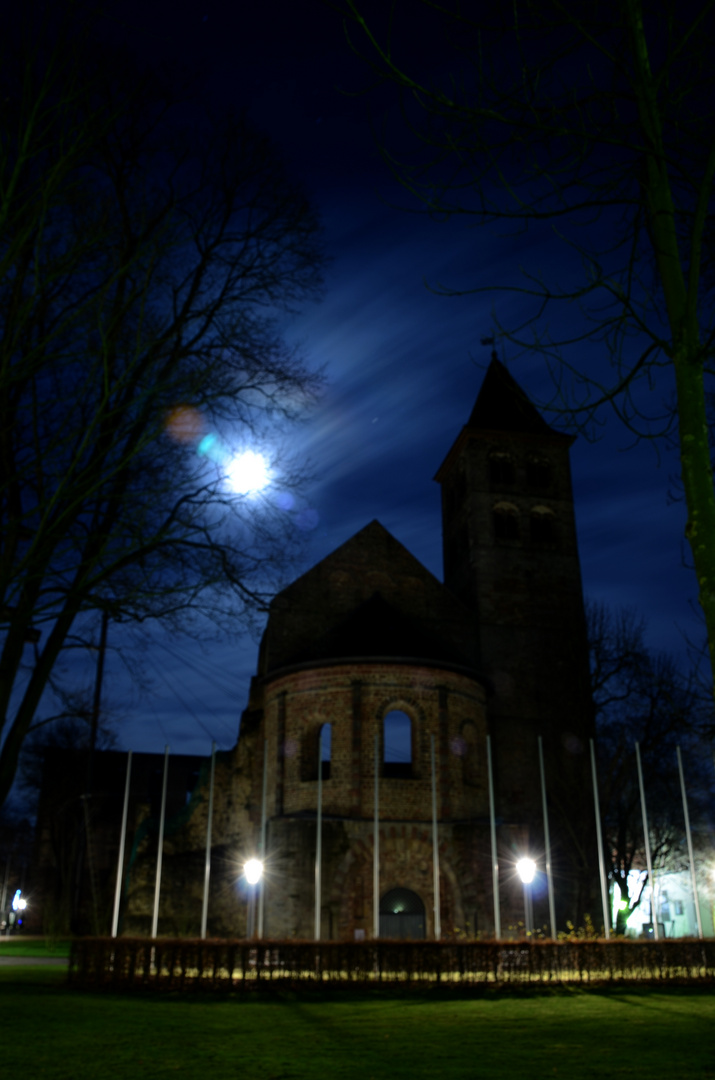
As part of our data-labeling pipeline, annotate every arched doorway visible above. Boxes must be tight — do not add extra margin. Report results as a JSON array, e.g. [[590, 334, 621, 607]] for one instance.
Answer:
[[379, 887, 425, 939]]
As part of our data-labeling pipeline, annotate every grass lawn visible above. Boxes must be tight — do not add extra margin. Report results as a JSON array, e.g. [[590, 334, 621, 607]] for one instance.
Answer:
[[2, 969, 714, 1079], [0, 937, 70, 957]]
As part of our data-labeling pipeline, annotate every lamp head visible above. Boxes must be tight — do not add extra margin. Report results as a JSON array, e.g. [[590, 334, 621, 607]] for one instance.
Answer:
[[516, 857, 536, 884], [244, 858, 263, 885]]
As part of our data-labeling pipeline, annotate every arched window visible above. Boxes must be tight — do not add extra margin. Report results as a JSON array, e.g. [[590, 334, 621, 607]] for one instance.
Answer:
[[530, 506, 557, 545], [319, 722, 331, 780], [493, 501, 519, 542], [488, 449, 516, 488], [301, 722, 331, 781], [488, 451, 515, 487], [383, 710, 412, 778], [526, 456, 552, 489]]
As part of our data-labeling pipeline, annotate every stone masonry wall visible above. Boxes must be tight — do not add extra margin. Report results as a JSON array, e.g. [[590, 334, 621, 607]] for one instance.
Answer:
[[260, 662, 488, 823]]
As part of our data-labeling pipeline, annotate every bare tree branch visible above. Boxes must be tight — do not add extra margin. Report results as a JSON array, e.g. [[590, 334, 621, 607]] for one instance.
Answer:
[[339, 0, 715, 694], [0, 9, 325, 804]]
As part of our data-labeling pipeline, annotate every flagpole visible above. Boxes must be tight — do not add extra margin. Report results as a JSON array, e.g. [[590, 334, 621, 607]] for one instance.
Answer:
[[315, 734, 323, 940], [538, 736, 556, 939], [676, 745, 703, 939], [200, 743, 216, 939], [589, 738, 611, 939], [151, 745, 169, 939], [258, 738, 268, 939], [635, 741, 658, 940], [431, 735, 441, 940], [111, 750, 132, 938], [373, 732, 379, 939], [486, 734, 501, 939]]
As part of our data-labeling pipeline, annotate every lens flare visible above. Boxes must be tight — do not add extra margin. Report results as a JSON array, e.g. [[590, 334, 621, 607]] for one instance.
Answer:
[[165, 405, 203, 443], [226, 450, 271, 495]]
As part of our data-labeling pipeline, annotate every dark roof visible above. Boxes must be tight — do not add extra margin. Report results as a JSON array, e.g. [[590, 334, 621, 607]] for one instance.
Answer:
[[287, 592, 474, 670], [468, 358, 569, 439]]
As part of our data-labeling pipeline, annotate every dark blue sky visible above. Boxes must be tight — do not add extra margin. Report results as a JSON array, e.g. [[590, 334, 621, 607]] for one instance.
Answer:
[[44, 1, 702, 760]]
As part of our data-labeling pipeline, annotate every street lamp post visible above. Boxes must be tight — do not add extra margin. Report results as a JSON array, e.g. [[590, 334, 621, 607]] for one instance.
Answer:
[[516, 857, 536, 937], [243, 858, 263, 939]]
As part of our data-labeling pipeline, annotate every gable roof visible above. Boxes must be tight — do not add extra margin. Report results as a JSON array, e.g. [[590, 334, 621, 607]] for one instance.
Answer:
[[288, 591, 473, 669], [259, 520, 478, 675]]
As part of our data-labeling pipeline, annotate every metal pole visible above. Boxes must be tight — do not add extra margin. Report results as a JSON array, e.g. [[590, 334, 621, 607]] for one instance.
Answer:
[[430, 735, 441, 940], [88, 609, 109, 788], [676, 745, 704, 939], [635, 741, 658, 940], [522, 881, 533, 935], [1, 857, 10, 916], [589, 738, 611, 939], [247, 887, 256, 938], [258, 738, 268, 939], [486, 735, 501, 939], [200, 743, 216, 940], [373, 732, 379, 939], [151, 745, 170, 939], [538, 736, 557, 939], [315, 738, 323, 941], [111, 751, 133, 938]]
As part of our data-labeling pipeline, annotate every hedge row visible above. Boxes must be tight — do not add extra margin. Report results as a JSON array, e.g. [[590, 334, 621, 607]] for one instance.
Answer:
[[68, 937, 715, 991]]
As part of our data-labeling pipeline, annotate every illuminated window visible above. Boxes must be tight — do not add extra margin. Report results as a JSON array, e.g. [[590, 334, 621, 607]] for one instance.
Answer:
[[493, 502, 519, 541], [383, 710, 412, 778]]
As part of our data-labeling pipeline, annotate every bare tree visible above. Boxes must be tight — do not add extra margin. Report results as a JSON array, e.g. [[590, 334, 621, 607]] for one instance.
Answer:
[[0, 9, 325, 804], [588, 602, 712, 933], [338, 0, 715, 692]]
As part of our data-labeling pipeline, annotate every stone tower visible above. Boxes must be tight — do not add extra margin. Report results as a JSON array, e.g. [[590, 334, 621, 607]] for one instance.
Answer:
[[435, 359, 595, 916]]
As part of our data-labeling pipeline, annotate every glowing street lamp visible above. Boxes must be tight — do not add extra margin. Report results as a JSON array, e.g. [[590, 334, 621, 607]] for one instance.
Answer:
[[243, 858, 263, 938], [516, 857, 536, 937], [11, 889, 27, 912], [9, 889, 27, 933], [244, 858, 263, 885]]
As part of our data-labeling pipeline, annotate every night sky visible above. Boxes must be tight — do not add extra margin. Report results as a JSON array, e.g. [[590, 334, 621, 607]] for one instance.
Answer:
[[32, 2, 702, 764]]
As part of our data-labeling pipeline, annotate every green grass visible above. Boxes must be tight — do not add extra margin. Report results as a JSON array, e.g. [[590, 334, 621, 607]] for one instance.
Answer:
[[1, 970, 714, 1078], [0, 936, 70, 957]]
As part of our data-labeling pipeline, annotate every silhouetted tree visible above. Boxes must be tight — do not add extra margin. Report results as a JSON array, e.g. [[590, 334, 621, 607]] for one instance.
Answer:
[[589, 602, 713, 932], [339, 0, 715, 695], [0, 7, 324, 805]]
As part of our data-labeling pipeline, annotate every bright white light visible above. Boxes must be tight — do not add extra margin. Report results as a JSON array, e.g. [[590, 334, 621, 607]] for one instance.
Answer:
[[516, 857, 536, 884], [244, 858, 263, 885], [226, 450, 271, 495], [11, 889, 26, 911]]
